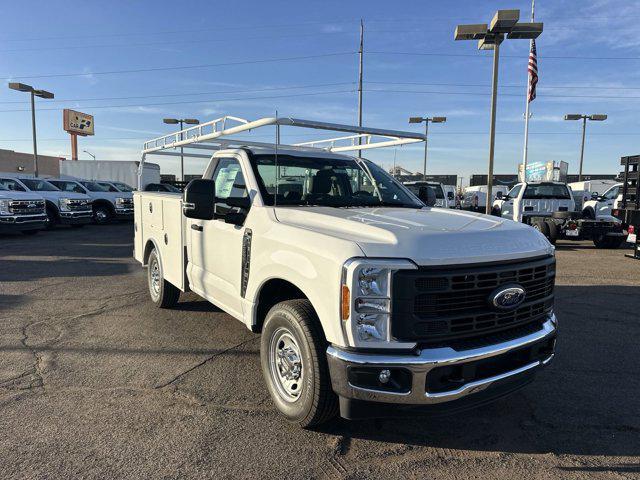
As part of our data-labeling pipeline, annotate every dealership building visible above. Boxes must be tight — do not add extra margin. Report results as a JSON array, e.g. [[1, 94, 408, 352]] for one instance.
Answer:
[[0, 148, 63, 176]]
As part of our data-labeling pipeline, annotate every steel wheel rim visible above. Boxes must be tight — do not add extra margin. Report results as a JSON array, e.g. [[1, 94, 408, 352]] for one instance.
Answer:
[[149, 258, 161, 298], [269, 327, 303, 403], [95, 209, 108, 222]]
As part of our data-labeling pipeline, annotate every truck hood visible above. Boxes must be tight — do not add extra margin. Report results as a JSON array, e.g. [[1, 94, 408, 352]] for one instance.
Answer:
[[274, 206, 553, 266], [35, 191, 91, 202], [0, 190, 44, 201]]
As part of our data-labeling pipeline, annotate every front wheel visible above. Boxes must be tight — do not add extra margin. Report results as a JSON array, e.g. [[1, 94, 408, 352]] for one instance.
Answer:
[[147, 248, 180, 308], [93, 205, 113, 224], [261, 299, 338, 428]]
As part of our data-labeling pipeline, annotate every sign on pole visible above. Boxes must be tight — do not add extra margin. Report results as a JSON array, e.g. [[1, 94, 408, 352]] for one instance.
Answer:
[[63, 109, 94, 160]]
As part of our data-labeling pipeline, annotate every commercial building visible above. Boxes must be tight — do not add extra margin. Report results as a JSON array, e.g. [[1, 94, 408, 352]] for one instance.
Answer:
[[0, 148, 63, 176]]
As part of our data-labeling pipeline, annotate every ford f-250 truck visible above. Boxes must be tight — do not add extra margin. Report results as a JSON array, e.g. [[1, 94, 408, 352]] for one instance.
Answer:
[[492, 181, 624, 248], [134, 116, 557, 427], [0, 183, 47, 234]]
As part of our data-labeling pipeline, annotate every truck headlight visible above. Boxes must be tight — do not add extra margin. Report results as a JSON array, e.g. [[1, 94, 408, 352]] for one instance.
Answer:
[[59, 198, 71, 211], [115, 197, 130, 206], [341, 258, 417, 348], [0, 199, 12, 215]]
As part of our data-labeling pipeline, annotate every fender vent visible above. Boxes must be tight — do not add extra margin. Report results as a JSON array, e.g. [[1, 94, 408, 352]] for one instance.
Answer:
[[241, 229, 252, 298]]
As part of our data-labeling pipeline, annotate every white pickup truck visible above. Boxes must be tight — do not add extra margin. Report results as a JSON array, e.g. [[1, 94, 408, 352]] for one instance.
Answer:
[[492, 181, 624, 248], [581, 183, 622, 220], [134, 116, 557, 427], [0, 183, 47, 234]]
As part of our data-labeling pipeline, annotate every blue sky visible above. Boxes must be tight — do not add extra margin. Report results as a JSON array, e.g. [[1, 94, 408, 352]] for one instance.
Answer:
[[1, 0, 639, 183]]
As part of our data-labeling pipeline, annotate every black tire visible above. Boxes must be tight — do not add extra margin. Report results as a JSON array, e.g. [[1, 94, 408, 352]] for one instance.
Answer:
[[45, 205, 59, 229], [607, 237, 625, 249], [582, 208, 595, 220], [21, 229, 39, 235], [93, 204, 113, 224], [491, 207, 502, 217], [261, 299, 338, 428], [532, 220, 550, 239], [593, 234, 611, 249], [147, 248, 180, 308], [544, 219, 558, 245]]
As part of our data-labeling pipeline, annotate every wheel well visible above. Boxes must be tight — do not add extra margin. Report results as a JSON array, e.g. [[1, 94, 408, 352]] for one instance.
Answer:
[[93, 199, 115, 212], [254, 279, 308, 333], [142, 239, 157, 265]]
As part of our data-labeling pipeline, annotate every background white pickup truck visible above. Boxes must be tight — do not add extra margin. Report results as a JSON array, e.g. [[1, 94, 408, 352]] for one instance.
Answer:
[[0, 183, 47, 234], [133, 116, 558, 427]]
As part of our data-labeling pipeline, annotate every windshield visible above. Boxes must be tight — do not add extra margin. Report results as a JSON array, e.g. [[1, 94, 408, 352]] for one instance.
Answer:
[[20, 179, 60, 191], [112, 182, 134, 192], [523, 183, 571, 199], [251, 154, 422, 208], [81, 181, 110, 192], [162, 183, 181, 193]]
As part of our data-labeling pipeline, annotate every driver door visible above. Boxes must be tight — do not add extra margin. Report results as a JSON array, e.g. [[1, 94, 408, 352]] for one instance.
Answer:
[[188, 157, 250, 318], [501, 184, 521, 220]]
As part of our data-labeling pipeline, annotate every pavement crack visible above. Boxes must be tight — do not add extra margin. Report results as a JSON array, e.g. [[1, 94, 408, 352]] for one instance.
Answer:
[[153, 337, 258, 389]]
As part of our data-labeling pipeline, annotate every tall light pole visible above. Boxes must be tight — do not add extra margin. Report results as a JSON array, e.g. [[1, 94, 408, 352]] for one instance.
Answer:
[[409, 116, 446, 178], [455, 10, 542, 213], [8, 83, 54, 177], [163, 118, 199, 181], [564, 114, 607, 181], [83, 150, 96, 161]]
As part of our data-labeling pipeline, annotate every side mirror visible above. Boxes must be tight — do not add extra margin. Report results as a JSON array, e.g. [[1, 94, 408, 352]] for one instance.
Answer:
[[419, 186, 437, 207], [496, 191, 504, 200], [591, 192, 599, 200], [183, 179, 216, 220], [447, 191, 455, 200]]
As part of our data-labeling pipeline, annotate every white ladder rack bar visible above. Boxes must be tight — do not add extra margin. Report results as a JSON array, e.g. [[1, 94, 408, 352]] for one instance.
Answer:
[[142, 116, 426, 155]]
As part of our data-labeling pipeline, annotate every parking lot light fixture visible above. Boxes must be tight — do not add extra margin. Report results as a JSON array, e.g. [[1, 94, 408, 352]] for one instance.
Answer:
[[8, 82, 54, 178], [408, 116, 447, 177], [564, 113, 607, 181], [163, 118, 200, 181], [455, 9, 543, 213]]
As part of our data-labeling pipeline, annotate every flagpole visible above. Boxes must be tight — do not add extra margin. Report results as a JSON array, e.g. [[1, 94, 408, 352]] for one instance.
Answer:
[[522, 0, 535, 181]]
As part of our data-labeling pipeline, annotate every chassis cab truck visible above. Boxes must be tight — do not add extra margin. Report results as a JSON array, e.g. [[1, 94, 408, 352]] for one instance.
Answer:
[[134, 116, 558, 427], [492, 181, 624, 248]]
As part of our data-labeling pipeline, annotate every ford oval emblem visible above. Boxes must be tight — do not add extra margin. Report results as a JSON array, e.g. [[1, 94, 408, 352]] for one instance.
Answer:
[[490, 284, 526, 310]]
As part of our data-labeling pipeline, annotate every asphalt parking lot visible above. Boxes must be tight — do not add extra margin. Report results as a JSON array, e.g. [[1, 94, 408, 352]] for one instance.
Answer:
[[1, 224, 639, 479]]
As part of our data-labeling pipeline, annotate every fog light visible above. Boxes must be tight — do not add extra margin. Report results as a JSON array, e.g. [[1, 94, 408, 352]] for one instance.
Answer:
[[378, 369, 391, 384]]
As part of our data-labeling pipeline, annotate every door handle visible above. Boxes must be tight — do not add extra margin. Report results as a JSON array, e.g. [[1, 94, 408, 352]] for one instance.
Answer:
[[191, 224, 203, 232]]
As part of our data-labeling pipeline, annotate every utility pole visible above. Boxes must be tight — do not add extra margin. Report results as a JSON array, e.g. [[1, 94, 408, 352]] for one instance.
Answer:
[[564, 113, 607, 182], [357, 19, 364, 158]]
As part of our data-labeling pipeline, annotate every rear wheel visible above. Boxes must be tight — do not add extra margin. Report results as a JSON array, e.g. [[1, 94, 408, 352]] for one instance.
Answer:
[[532, 220, 550, 239], [582, 208, 595, 220], [147, 248, 180, 308], [261, 299, 338, 428], [594, 235, 624, 249], [544, 219, 558, 245]]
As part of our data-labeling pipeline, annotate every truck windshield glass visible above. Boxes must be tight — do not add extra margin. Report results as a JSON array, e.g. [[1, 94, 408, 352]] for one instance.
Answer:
[[252, 154, 422, 208], [20, 179, 60, 191], [112, 182, 134, 192], [81, 181, 110, 192], [523, 184, 571, 199]]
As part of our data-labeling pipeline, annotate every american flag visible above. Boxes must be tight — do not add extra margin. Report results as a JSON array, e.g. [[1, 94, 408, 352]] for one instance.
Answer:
[[527, 39, 538, 102]]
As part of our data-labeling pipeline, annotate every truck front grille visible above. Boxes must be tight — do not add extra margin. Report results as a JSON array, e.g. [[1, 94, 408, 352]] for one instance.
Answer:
[[9, 199, 45, 215], [391, 256, 555, 345], [67, 199, 92, 211]]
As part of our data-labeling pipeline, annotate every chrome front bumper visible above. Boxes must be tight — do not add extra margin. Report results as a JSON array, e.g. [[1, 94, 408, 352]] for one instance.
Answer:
[[115, 207, 134, 218], [327, 314, 557, 406]]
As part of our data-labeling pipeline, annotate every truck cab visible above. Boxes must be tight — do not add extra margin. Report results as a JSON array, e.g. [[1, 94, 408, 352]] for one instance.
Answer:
[[582, 183, 622, 220], [49, 179, 133, 224], [0, 183, 47, 234], [0, 175, 92, 228], [492, 182, 575, 222]]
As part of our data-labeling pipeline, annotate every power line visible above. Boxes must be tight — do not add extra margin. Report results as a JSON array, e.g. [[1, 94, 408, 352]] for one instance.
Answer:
[[368, 50, 640, 61], [0, 89, 355, 113], [365, 80, 640, 91], [1, 52, 355, 81], [364, 88, 640, 100], [0, 82, 356, 104]]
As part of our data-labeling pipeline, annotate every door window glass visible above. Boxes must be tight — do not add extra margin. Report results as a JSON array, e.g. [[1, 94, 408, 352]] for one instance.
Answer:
[[212, 158, 248, 215]]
